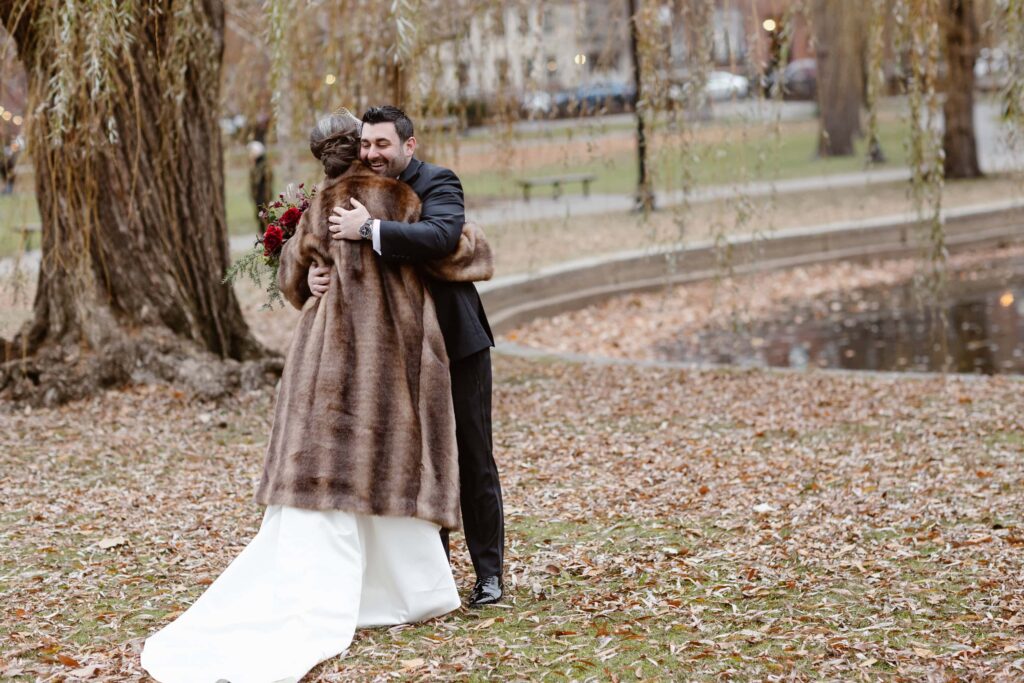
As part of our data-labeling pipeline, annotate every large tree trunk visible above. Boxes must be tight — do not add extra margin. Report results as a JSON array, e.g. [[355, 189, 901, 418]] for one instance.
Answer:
[[813, 0, 865, 156], [1, 0, 276, 405], [942, 0, 983, 179]]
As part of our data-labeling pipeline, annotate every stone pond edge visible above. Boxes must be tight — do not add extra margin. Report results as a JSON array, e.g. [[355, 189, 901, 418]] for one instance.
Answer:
[[480, 198, 1024, 378]]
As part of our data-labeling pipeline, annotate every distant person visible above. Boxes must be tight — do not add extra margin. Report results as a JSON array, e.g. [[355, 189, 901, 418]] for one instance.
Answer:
[[1, 139, 20, 195], [247, 140, 273, 234]]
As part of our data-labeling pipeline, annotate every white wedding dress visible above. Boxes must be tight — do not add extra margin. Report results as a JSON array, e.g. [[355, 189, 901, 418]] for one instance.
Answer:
[[141, 505, 460, 683]]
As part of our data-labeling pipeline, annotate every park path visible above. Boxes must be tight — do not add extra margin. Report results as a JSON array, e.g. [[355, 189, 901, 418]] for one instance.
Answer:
[[240, 97, 1021, 247], [0, 165, 919, 278]]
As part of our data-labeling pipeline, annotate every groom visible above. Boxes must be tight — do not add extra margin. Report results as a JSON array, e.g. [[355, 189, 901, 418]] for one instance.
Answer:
[[309, 105, 505, 607]]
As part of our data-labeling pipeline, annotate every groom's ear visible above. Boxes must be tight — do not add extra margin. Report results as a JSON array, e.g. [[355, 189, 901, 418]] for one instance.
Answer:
[[404, 135, 417, 156]]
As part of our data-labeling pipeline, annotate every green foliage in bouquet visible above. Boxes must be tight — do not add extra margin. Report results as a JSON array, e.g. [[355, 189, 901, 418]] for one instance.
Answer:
[[223, 183, 316, 309]]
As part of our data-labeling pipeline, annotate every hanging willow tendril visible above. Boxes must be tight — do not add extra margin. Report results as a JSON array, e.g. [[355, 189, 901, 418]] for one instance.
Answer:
[[1001, 0, 1024, 148], [865, 0, 889, 165], [661, 0, 713, 276], [898, 0, 947, 297]]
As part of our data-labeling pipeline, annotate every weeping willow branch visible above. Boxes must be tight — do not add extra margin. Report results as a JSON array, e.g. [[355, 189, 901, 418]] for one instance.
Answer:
[[904, 0, 946, 277], [999, 0, 1024, 145], [865, 0, 889, 164]]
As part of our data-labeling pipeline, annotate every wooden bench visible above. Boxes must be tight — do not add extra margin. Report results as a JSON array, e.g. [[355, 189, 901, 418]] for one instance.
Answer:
[[12, 223, 41, 248], [418, 115, 462, 134], [516, 173, 596, 202]]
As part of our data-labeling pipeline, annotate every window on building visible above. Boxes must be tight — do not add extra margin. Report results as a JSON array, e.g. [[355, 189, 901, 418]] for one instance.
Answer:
[[491, 6, 505, 36], [545, 55, 558, 83], [495, 58, 510, 89], [518, 6, 530, 37], [523, 57, 535, 82]]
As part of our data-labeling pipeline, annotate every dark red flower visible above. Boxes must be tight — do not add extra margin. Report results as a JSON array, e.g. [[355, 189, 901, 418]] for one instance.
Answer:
[[263, 224, 285, 257], [278, 206, 302, 231]]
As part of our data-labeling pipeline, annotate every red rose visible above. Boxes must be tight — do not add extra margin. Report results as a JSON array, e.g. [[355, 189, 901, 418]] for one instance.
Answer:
[[263, 224, 285, 257], [278, 206, 302, 231]]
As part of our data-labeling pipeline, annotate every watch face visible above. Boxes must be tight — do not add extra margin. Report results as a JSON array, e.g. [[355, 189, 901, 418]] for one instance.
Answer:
[[360, 220, 371, 239]]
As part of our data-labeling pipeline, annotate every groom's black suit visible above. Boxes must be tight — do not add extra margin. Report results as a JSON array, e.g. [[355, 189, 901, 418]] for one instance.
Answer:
[[378, 157, 504, 580]]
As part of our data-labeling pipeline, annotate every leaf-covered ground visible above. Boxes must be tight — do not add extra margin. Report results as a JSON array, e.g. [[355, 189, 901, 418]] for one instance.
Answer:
[[1, 351, 1023, 680]]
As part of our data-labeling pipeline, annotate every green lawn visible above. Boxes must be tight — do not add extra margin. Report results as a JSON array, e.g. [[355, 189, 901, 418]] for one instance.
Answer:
[[0, 116, 912, 259], [459, 118, 910, 200]]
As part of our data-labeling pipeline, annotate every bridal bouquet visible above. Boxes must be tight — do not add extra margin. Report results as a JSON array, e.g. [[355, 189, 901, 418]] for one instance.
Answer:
[[224, 183, 316, 308]]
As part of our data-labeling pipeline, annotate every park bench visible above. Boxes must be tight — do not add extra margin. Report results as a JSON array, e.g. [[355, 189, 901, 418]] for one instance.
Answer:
[[419, 115, 462, 134], [11, 223, 41, 248], [516, 173, 596, 202]]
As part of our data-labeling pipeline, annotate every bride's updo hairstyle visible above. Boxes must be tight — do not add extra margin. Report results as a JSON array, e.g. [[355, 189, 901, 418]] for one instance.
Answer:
[[310, 108, 361, 178]]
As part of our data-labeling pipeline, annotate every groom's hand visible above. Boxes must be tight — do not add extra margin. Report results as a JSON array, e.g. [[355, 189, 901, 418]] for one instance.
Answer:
[[308, 264, 330, 297], [328, 199, 369, 241]]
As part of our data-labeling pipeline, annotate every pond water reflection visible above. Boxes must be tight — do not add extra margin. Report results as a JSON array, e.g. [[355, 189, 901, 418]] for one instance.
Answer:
[[656, 255, 1024, 375]]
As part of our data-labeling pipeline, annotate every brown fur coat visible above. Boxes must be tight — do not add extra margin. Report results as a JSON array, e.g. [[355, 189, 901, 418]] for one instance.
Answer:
[[255, 162, 467, 530]]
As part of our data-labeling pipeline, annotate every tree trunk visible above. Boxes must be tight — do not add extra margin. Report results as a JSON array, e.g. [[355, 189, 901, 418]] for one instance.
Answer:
[[813, 0, 865, 156], [628, 0, 654, 212], [942, 0, 983, 179], [1, 0, 276, 405]]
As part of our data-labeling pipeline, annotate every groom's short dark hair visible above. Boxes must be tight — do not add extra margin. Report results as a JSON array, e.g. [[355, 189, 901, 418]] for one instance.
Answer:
[[361, 105, 414, 142]]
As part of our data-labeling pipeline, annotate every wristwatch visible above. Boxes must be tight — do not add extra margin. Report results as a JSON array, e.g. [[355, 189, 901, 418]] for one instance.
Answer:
[[358, 218, 373, 240]]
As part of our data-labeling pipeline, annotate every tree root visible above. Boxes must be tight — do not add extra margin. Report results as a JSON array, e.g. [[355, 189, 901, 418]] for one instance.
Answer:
[[0, 328, 283, 407]]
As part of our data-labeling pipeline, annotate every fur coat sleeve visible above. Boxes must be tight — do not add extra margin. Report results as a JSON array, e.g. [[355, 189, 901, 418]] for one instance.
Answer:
[[277, 211, 315, 310]]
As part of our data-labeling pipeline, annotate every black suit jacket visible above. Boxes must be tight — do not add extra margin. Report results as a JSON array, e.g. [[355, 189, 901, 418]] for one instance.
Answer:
[[379, 157, 494, 361]]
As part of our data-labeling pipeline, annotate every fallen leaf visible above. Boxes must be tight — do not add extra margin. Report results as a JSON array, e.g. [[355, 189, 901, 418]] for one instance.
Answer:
[[68, 664, 100, 679], [97, 537, 127, 550]]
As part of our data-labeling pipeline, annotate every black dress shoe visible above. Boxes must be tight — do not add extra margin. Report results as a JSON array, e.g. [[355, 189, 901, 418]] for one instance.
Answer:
[[468, 575, 503, 607]]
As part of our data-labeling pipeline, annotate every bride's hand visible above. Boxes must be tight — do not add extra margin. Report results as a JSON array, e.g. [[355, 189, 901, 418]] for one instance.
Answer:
[[308, 264, 331, 298]]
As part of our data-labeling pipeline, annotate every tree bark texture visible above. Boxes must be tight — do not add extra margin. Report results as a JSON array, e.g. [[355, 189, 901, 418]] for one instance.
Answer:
[[813, 0, 865, 156], [1, 0, 272, 404], [942, 0, 983, 179]]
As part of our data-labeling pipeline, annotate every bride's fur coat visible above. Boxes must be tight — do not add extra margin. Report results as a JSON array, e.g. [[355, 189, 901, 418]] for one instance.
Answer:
[[255, 161, 480, 531]]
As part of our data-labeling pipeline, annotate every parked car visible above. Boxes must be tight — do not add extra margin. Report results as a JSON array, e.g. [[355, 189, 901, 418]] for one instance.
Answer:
[[974, 47, 1009, 91], [520, 90, 554, 117], [704, 70, 750, 101], [762, 58, 817, 100], [554, 81, 636, 116]]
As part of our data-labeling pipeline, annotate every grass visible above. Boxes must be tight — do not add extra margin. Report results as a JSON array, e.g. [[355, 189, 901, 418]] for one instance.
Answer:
[[0, 114, 914, 260], [460, 116, 911, 200]]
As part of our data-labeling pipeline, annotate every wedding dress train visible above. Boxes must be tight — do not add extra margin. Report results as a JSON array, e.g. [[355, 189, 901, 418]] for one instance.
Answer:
[[141, 505, 460, 683]]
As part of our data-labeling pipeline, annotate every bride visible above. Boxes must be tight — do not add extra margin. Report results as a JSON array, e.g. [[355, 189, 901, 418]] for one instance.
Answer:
[[141, 109, 489, 682]]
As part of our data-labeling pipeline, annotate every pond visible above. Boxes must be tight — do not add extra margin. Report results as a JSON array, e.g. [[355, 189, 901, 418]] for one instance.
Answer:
[[656, 254, 1024, 375]]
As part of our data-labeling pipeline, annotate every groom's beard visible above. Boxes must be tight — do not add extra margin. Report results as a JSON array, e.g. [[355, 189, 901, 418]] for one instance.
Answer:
[[365, 154, 410, 179]]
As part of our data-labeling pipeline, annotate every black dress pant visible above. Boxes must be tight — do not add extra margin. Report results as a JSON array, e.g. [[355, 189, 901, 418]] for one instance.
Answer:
[[440, 348, 504, 579]]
